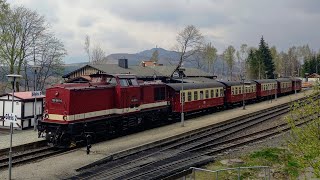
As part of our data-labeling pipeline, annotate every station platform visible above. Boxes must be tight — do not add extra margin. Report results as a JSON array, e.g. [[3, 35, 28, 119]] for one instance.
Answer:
[[0, 90, 314, 179], [0, 129, 42, 151]]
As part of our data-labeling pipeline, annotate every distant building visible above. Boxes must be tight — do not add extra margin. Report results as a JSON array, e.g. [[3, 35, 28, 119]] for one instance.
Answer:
[[62, 59, 216, 83], [140, 60, 163, 67]]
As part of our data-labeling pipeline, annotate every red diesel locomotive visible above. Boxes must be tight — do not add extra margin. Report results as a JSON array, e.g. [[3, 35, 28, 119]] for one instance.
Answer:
[[38, 73, 302, 148]]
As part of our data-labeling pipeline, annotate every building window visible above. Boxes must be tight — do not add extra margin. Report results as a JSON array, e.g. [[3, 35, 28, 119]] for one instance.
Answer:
[[188, 92, 192, 101]]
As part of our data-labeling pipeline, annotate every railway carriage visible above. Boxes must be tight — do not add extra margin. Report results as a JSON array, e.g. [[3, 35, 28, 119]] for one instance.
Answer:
[[39, 72, 304, 149], [291, 78, 302, 92], [166, 82, 225, 113], [276, 78, 292, 95], [253, 79, 277, 99], [218, 81, 257, 105]]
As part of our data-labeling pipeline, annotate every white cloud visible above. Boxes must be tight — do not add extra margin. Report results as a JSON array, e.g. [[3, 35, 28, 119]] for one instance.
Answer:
[[7, 0, 320, 63]]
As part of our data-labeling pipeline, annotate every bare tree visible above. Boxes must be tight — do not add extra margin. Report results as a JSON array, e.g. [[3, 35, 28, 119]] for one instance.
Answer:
[[172, 25, 204, 76], [0, 5, 49, 91], [34, 34, 66, 90], [236, 44, 248, 78], [84, 35, 91, 63], [91, 44, 106, 65]]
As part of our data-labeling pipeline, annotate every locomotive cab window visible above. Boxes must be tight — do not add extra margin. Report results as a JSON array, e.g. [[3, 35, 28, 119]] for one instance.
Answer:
[[128, 79, 138, 86], [119, 79, 128, 86]]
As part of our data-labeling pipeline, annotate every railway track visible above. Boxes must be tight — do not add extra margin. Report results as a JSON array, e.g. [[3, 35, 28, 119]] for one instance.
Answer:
[[0, 146, 67, 169], [70, 95, 317, 180]]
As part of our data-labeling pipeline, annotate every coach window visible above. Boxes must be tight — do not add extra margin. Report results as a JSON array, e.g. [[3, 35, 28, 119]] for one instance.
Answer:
[[200, 91, 204, 100], [194, 91, 198, 100], [205, 90, 209, 99], [220, 89, 224, 97], [235, 87, 238, 95], [215, 89, 219, 97], [188, 92, 192, 101], [119, 79, 128, 87], [231, 87, 234, 95], [211, 89, 214, 98]]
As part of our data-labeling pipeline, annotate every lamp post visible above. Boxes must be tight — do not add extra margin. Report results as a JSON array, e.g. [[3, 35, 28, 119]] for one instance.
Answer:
[[241, 75, 245, 110], [178, 66, 186, 127], [6, 74, 22, 180], [274, 72, 277, 101], [294, 71, 297, 95], [33, 65, 41, 131]]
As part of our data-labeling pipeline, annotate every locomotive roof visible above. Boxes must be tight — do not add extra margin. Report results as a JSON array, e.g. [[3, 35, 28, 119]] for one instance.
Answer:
[[166, 81, 225, 91], [218, 81, 256, 86], [253, 79, 277, 84]]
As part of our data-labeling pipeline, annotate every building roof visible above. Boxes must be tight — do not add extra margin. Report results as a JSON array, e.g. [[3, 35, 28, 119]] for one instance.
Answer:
[[149, 66, 213, 77], [63, 64, 214, 79], [167, 82, 225, 91], [307, 73, 320, 78], [5, 91, 45, 100]]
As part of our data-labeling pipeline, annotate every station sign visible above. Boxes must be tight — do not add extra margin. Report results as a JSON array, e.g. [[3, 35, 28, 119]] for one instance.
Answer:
[[32, 91, 43, 97], [4, 113, 17, 123]]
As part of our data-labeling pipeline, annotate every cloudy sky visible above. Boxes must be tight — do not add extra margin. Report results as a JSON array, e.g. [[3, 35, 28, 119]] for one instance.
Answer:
[[7, 0, 320, 63]]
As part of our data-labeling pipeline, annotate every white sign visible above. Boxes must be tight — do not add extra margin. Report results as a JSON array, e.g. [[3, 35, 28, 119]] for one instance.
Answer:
[[32, 91, 43, 97], [4, 113, 17, 123], [172, 71, 180, 78]]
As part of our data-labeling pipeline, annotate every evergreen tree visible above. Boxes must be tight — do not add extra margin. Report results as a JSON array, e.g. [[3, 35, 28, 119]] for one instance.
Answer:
[[247, 49, 259, 79], [258, 36, 275, 78]]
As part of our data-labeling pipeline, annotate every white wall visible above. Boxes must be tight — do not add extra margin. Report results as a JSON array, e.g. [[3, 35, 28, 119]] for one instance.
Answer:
[[0, 101, 3, 116], [24, 102, 33, 117]]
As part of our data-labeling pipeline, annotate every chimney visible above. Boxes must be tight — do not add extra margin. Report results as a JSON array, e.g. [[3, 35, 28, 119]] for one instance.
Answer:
[[118, 59, 128, 69]]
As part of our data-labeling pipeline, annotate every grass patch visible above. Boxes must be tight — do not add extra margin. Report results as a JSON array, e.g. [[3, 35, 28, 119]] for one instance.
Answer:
[[198, 147, 303, 179]]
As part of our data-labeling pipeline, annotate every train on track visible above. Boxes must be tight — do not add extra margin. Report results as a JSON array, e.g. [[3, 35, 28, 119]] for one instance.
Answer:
[[38, 73, 301, 150]]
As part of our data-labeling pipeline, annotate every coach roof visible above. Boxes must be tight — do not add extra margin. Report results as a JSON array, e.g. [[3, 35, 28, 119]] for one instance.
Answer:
[[218, 81, 256, 86], [167, 81, 225, 91], [253, 79, 277, 84]]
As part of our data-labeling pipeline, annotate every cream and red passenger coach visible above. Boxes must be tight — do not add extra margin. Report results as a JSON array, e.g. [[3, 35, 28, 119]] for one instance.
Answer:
[[166, 82, 225, 113]]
